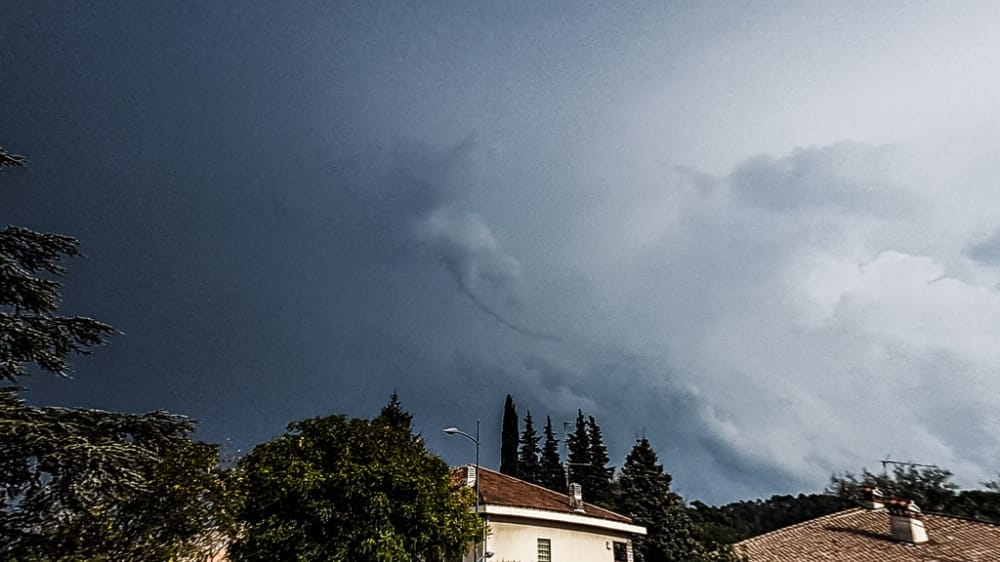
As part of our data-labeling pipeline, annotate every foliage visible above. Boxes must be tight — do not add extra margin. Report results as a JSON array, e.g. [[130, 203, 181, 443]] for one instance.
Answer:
[[230, 414, 482, 562], [1, 146, 231, 561], [517, 411, 541, 486], [566, 410, 591, 488], [377, 389, 412, 431], [499, 394, 519, 476], [699, 493, 850, 541], [0, 388, 233, 561], [584, 415, 615, 506], [828, 463, 1000, 523], [0, 146, 26, 169], [616, 438, 741, 562], [537, 415, 564, 492], [1, 147, 115, 382]]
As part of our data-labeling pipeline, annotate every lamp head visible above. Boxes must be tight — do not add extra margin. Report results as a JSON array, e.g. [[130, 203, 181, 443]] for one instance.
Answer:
[[442, 427, 459, 434]]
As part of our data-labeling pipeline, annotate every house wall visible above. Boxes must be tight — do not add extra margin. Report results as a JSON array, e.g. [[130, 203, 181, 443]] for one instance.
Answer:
[[465, 515, 634, 562]]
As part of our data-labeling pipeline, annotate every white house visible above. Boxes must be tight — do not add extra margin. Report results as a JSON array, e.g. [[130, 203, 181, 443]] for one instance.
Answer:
[[453, 465, 646, 562]]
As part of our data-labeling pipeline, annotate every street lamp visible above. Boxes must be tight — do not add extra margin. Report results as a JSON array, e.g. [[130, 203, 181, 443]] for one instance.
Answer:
[[443, 420, 482, 562]]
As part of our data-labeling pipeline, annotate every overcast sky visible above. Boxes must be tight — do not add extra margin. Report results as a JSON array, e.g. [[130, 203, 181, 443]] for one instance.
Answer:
[[5, 1, 1000, 503]]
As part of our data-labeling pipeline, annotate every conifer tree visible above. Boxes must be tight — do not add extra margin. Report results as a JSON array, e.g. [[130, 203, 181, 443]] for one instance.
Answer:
[[585, 415, 615, 506], [377, 389, 413, 431], [1, 147, 232, 561], [1, 147, 115, 382], [499, 394, 519, 476], [538, 416, 564, 492], [565, 410, 591, 493], [517, 411, 541, 485], [617, 438, 739, 562]]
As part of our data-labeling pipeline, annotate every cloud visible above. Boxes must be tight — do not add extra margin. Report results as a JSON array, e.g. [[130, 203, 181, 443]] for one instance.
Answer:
[[279, 137, 1000, 501], [966, 229, 1000, 266], [415, 208, 521, 301]]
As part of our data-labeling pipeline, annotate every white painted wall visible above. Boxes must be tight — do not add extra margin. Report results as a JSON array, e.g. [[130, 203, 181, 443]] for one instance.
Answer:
[[464, 516, 635, 562]]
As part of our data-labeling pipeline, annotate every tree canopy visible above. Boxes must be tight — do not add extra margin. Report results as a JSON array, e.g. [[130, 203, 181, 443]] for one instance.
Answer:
[[230, 413, 482, 562], [518, 410, 541, 486], [537, 415, 564, 492], [1, 147, 115, 382], [1, 146, 232, 561], [0, 388, 233, 561]]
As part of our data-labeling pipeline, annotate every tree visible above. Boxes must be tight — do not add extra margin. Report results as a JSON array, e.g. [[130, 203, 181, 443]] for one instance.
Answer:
[[538, 415, 564, 492], [499, 394, 519, 476], [0, 388, 234, 561], [1, 146, 230, 561], [518, 411, 541, 485], [230, 413, 482, 562], [828, 463, 960, 514], [617, 438, 681, 562], [377, 389, 413, 431], [585, 415, 615, 506], [1, 146, 115, 382], [566, 410, 591, 495], [616, 438, 742, 562]]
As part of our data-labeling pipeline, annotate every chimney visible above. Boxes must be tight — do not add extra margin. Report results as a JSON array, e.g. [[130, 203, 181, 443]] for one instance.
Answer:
[[860, 486, 884, 510], [885, 498, 929, 544], [466, 465, 477, 488], [568, 482, 585, 512]]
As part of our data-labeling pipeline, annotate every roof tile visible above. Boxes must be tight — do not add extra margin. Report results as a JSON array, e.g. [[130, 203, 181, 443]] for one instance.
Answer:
[[736, 507, 1000, 561]]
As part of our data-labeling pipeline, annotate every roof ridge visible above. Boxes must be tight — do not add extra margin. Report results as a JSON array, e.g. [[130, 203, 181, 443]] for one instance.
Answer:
[[923, 510, 1000, 527]]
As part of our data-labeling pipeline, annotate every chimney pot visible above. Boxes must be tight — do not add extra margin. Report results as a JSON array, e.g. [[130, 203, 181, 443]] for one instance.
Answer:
[[568, 482, 585, 512], [861, 486, 884, 510], [886, 498, 929, 544]]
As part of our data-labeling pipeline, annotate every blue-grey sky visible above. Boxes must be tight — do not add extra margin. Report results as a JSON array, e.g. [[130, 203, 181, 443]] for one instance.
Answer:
[[5, 1, 1000, 503]]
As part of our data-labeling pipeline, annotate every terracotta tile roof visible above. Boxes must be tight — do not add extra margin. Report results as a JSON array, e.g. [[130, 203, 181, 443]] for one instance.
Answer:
[[451, 465, 633, 524], [736, 507, 1000, 561]]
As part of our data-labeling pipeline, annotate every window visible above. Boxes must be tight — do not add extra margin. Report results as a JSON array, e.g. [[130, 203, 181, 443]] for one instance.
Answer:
[[537, 538, 551, 562], [613, 541, 629, 562]]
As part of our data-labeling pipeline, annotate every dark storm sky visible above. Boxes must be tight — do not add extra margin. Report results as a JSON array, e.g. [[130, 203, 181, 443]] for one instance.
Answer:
[[5, 2, 1000, 503]]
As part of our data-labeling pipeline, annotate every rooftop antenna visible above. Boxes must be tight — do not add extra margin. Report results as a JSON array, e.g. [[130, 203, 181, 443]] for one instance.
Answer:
[[880, 458, 939, 473]]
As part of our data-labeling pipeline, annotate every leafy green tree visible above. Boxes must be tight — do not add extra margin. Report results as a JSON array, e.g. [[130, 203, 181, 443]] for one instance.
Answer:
[[518, 411, 541, 485], [0, 389, 234, 561], [538, 415, 564, 492], [828, 464, 958, 513], [230, 413, 482, 562], [500, 394, 519, 476]]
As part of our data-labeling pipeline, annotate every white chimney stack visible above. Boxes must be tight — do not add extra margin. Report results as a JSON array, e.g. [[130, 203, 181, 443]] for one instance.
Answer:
[[885, 498, 929, 544], [861, 486, 884, 510], [568, 483, 585, 512]]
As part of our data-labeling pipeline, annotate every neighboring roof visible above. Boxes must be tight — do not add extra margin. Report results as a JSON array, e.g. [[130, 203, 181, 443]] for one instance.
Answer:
[[736, 507, 1000, 561], [452, 465, 632, 524]]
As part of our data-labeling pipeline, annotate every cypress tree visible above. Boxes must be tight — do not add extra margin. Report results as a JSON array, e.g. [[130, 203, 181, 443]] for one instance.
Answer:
[[538, 416, 564, 492], [518, 411, 541, 485], [499, 394, 519, 476]]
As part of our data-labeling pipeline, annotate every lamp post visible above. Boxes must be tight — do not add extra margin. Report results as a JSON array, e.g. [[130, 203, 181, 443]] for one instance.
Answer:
[[443, 420, 482, 562]]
